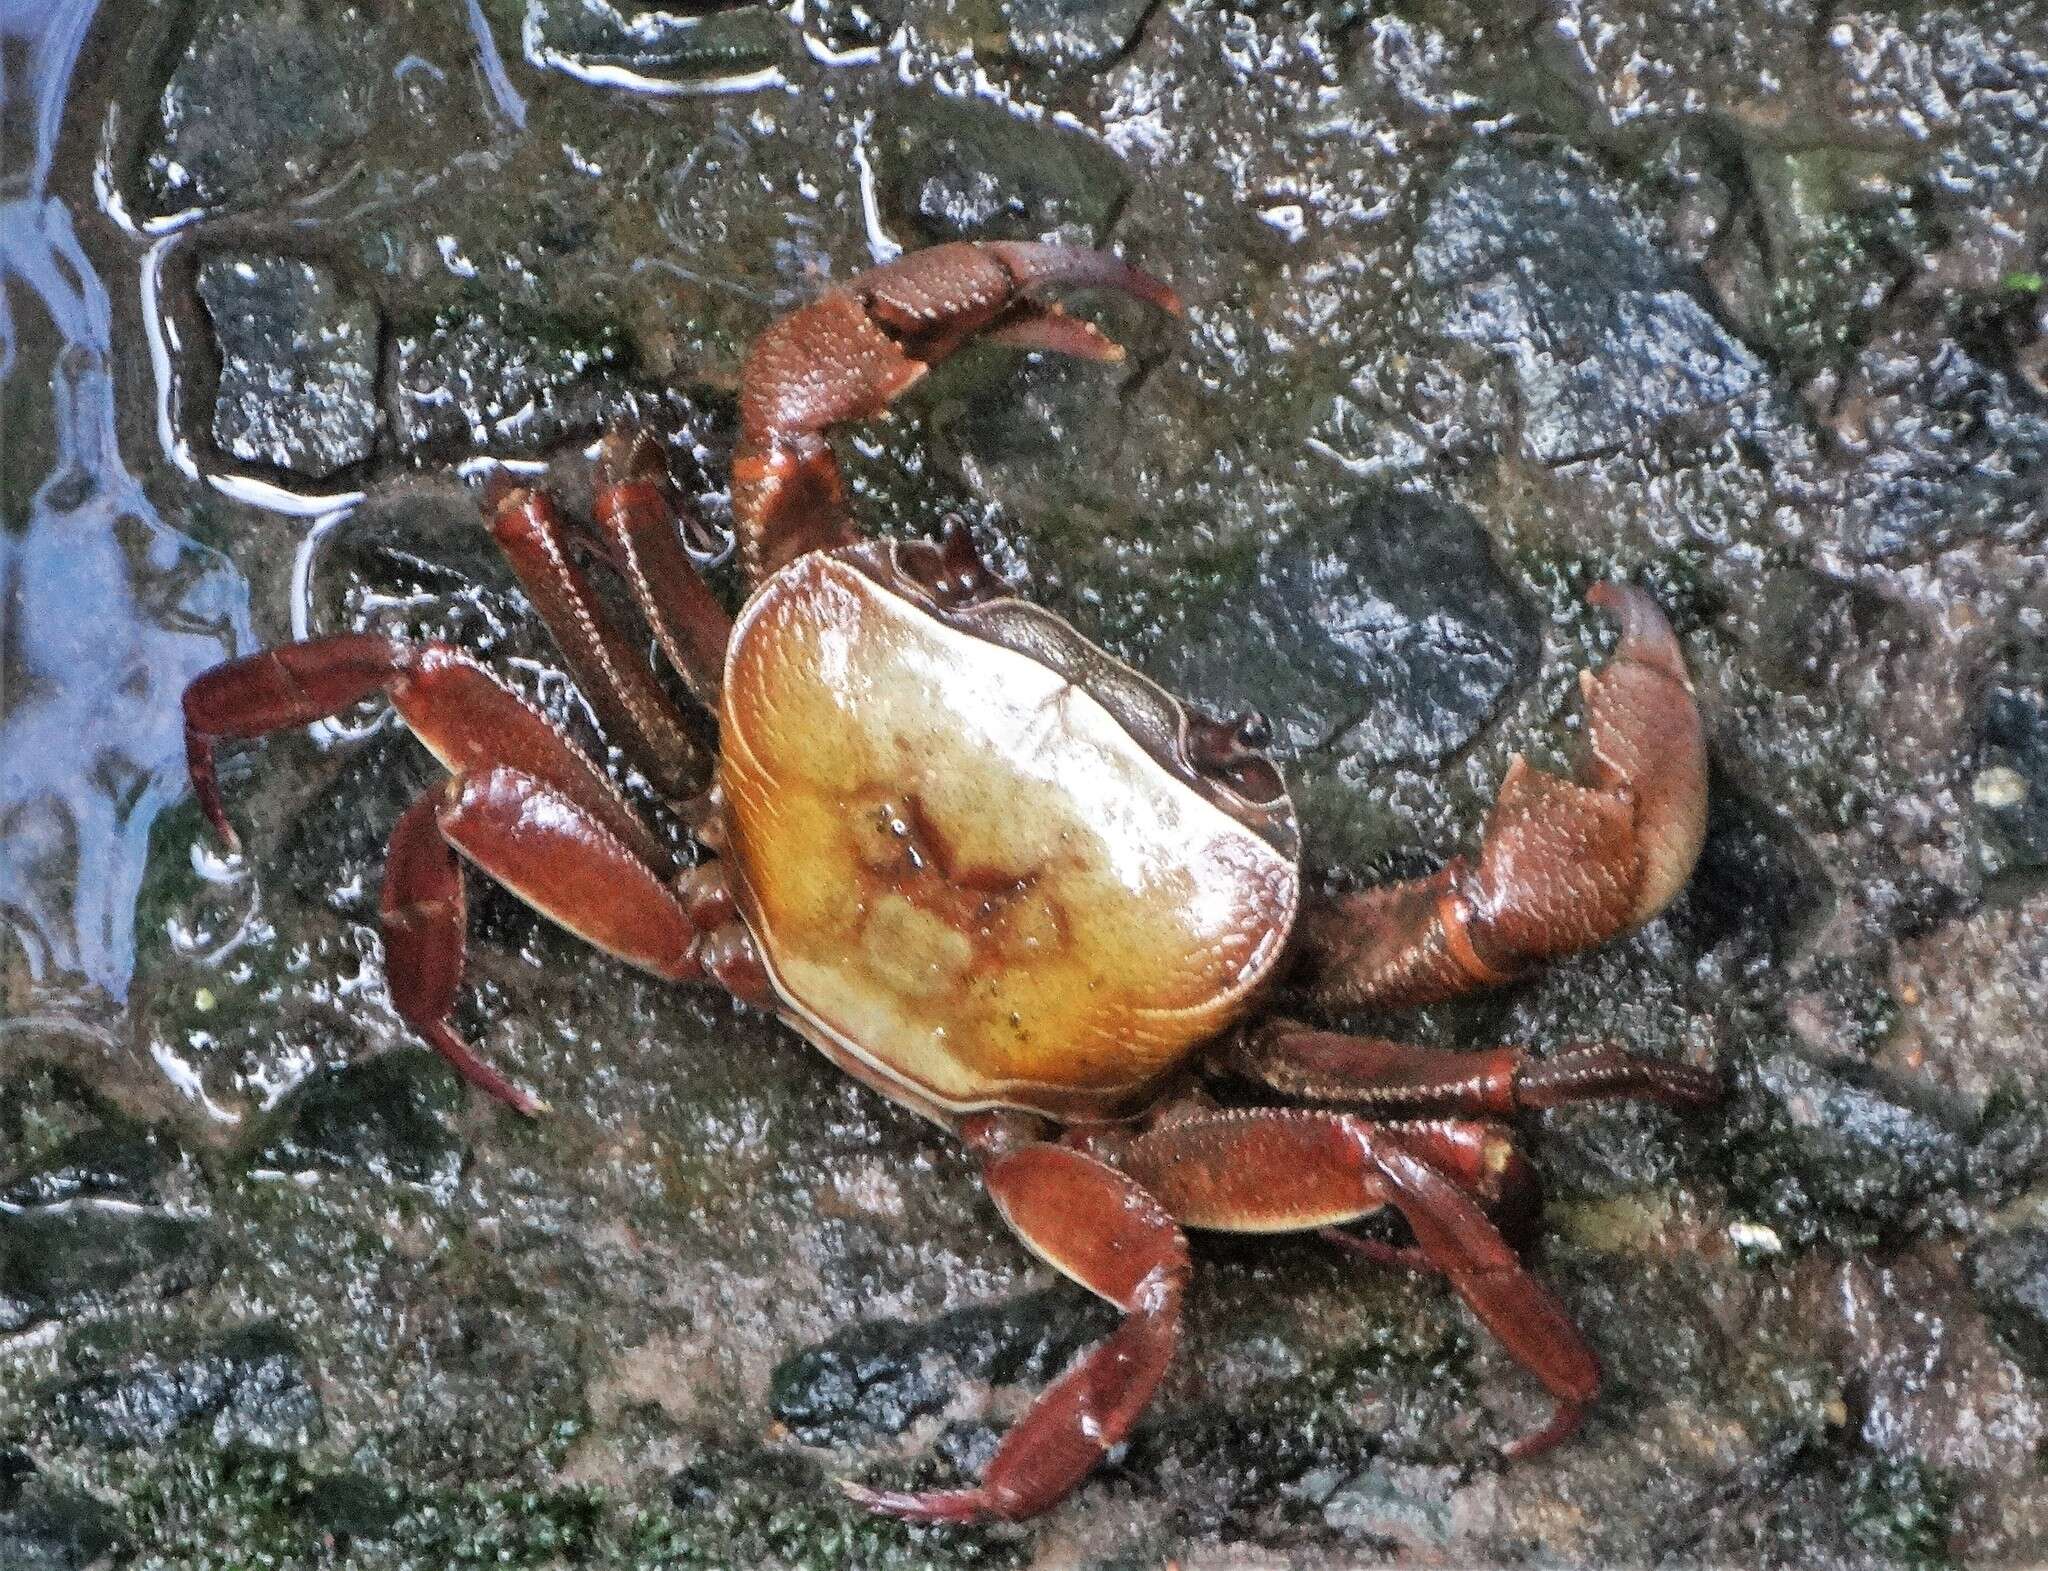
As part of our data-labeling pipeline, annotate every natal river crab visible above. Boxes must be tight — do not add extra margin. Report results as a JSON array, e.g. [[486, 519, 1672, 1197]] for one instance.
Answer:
[[183, 241, 1716, 1523]]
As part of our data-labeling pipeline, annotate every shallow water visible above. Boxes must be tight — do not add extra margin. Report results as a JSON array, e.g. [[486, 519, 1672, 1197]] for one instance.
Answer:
[[1, 0, 246, 999]]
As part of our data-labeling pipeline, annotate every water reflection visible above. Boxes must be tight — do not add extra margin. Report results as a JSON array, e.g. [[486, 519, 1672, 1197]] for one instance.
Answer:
[[0, 0, 247, 998]]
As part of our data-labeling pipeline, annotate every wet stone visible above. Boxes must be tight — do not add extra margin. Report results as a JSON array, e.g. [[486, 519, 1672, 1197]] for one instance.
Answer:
[[1969, 1228, 2048, 1381], [666, 1441, 1024, 1568], [308, 481, 536, 659], [523, 0, 790, 86], [0, 1209, 205, 1336], [1727, 1049, 1968, 1249], [1148, 489, 1539, 766], [804, 0, 899, 56], [1320, 1461, 1460, 1552], [250, 1049, 464, 1186], [136, 0, 379, 219], [998, 0, 1153, 74], [878, 94, 1131, 246], [1826, 331, 2048, 560], [195, 254, 380, 479], [0, 1452, 124, 1571], [0, 1122, 174, 1210], [768, 1287, 1116, 1444], [1975, 679, 2048, 875], [392, 299, 639, 456], [299, 1469, 405, 1543], [269, 729, 441, 924], [1679, 1442, 1958, 1569], [1676, 787, 1829, 971], [47, 1323, 323, 1452], [1416, 144, 1763, 464]]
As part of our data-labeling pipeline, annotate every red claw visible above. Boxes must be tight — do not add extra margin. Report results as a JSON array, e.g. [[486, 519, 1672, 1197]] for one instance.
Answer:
[[731, 241, 1180, 583], [1302, 582, 1709, 1010]]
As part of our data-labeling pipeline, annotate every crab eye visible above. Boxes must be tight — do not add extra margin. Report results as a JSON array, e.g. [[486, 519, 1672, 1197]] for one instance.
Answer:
[[896, 517, 1003, 609], [1189, 710, 1270, 770], [1185, 711, 1282, 804]]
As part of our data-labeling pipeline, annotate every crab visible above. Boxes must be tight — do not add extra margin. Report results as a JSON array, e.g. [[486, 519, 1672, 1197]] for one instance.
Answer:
[[182, 241, 1716, 1524]]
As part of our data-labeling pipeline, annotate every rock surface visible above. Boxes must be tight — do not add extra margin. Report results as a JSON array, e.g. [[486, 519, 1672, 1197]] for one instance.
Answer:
[[6, 0, 2048, 1565], [196, 253, 381, 478]]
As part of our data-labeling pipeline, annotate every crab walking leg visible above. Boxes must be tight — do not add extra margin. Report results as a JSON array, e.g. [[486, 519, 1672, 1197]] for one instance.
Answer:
[[183, 635, 667, 870], [436, 766, 709, 983], [1302, 583, 1708, 1011], [842, 1140, 1189, 1524], [486, 481, 710, 800], [1234, 1020, 1721, 1115], [1117, 1110, 1601, 1460], [732, 241, 1182, 583], [1309, 1117, 1541, 1274], [382, 767, 764, 1116], [382, 790, 549, 1115], [591, 427, 732, 711]]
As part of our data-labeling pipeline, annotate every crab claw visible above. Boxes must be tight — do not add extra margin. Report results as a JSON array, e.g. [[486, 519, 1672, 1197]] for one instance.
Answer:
[[1304, 582, 1709, 1009], [731, 242, 1180, 582]]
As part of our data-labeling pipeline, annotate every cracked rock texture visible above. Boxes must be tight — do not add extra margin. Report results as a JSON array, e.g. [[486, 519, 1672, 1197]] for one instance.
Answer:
[[5, 0, 2048, 1566]]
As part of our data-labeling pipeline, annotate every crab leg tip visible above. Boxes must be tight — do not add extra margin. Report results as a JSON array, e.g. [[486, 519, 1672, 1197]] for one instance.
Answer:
[[195, 793, 241, 855], [837, 1479, 987, 1524], [1501, 1397, 1588, 1462], [478, 467, 527, 513]]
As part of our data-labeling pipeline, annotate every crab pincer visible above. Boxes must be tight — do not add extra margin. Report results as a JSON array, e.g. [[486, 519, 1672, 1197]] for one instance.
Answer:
[[1301, 582, 1709, 1010], [730, 241, 1182, 581]]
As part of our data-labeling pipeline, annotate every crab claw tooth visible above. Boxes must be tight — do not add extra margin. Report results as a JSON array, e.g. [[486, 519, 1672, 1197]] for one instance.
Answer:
[[837, 1478, 991, 1524], [981, 241, 1184, 316]]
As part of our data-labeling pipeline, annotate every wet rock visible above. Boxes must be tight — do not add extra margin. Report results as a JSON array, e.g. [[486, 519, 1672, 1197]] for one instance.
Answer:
[[1148, 489, 1539, 766], [1968, 1228, 2048, 1381], [668, 1442, 1022, 1567], [877, 94, 1131, 246], [1975, 678, 2048, 875], [136, 0, 379, 219], [1823, 329, 2048, 560], [1678, 788, 1829, 972], [250, 1049, 463, 1186], [300, 1469, 405, 1543], [0, 1208, 205, 1335], [1416, 144, 1764, 464], [268, 729, 440, 924], [0, 1451, 124, 1571], [768, 1287, 1115, 1444], [1967, 1084, 2048, 1213], [195, 254, 380, 479], [1673, 1438, 1959, 1569], [523, 0, 790, 86], [998, 0, 1153, 73], [1742, 566, 1902, 697], [48, 1323, 322, 1451], [1714, 151, 1919, 386], [392, 298, 639, 456], [1320, 1460, 1460, 1551], [308, 480, 535, 659], [803, 0, 899, 56], [1725, 1049, 1968, 1249], [1, 1121, 174, 1209]]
